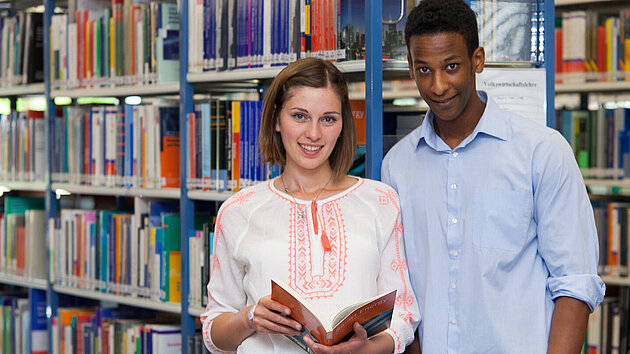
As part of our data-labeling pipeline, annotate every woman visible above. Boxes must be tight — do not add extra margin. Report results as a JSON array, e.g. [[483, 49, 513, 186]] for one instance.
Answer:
[[201, 57, 419, 353]]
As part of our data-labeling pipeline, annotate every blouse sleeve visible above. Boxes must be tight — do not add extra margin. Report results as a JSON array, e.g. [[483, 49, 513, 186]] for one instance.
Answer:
[[201, 203, 246, 354], [376, 190, 420, 353]]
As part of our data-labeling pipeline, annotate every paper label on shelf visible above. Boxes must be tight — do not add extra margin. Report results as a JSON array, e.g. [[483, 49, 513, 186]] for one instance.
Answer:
[[476, 68, 547, 126]]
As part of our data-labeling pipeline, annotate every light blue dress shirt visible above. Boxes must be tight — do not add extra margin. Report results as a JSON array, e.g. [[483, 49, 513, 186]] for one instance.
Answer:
[[381, 91, 606, 353]]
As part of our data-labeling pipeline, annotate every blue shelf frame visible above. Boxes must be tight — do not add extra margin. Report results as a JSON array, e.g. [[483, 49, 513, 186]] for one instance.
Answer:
[[179, 0, 196, 351], [43, 0, 59, 349]]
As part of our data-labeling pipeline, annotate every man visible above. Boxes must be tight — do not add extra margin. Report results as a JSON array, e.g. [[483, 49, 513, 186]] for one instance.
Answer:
[[381, 0, 605, 352]]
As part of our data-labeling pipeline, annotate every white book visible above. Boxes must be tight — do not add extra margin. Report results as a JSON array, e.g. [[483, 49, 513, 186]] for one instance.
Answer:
[[25, 209, 46, 279], [68, 22, 78, 87], [263, 0, 272, 67], [105, 107, 118, 186]]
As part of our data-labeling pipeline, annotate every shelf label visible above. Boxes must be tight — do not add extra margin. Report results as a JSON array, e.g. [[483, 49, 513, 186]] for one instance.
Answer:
[[476, 67, 547, 126]]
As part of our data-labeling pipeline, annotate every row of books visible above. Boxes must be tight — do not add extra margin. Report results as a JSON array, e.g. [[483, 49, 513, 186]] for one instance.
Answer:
[[0, 110, 47, 183], [0, 289, 47, 354], [187, 100, 281, 192], [556, 8, 630, 83], [0, 196, 46, 280], [188, 223, 214, 309], [593, 201, 630, 278], [52, 306, 181, 354], [585, 288, 630, 354], [187, 0, 411, 72], [187, 333, 211, 354], [49, 1, 179, 90], [555, 108, 630, 179], [51, 199, 217, 304], [51, 103, 180, 189], [0, 11, 44, 87]]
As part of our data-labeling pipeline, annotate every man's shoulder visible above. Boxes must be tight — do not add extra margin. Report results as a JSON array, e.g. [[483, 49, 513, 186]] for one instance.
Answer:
[[384, 125, 423, 164]]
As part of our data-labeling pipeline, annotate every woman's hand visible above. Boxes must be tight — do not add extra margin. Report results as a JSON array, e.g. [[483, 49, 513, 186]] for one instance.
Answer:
[[303, 322, 393, 354], [249, 295, 304, 336]]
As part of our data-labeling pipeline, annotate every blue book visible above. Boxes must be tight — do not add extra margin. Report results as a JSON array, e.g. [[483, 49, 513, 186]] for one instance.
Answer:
[[156, 3, 180, 82], [29, 289, 47, 354], [148, 201, 179, 228]]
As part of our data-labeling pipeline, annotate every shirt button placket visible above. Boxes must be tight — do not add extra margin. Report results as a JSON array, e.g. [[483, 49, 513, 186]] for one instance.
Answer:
[[446, 149, 461, 353]]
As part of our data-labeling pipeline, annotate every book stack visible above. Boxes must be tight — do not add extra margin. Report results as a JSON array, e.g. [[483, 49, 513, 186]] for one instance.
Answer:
[[0, 196, 46, 280], [51, 306, 181, 354], [187, 0, 416, 73], [187, 100, 282, 192], [51, 199, 216, 304], [49, 1, 180, 90], [0, 110, 47, 183], [0, 11, 44, 87], [555, 7, 630, 83], [555, 108, 630, 179], [51, 102, 180, 189]]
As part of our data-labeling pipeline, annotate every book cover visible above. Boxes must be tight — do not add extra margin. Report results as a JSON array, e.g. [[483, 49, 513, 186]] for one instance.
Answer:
[[159, 106, 180, 188], [270, 278, 396, 347], [29, 289, 47, 354]]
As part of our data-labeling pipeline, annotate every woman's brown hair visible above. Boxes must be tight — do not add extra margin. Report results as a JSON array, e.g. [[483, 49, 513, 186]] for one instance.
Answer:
[[259, 57, 357, 179]]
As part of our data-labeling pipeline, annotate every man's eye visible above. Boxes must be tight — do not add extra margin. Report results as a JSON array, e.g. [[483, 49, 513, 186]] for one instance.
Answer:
[[447, 63, 458, 70], [418, 67, 429, 73]]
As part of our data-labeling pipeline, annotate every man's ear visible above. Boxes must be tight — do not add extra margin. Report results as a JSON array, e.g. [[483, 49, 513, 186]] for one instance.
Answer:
[[472, 46, 485, 74], [407, 53, 414, 80]]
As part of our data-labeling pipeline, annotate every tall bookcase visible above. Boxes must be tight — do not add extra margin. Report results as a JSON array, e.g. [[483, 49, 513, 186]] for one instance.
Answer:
[[0, 0, 554, 352]]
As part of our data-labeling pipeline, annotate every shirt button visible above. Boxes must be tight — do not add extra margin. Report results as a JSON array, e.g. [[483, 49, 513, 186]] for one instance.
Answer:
[[453, 152, 459, 157], [451, 283, 457, 289], [452, 251, 459, 257], [451, 217, 458, 224], [450, 184, 457, 190]]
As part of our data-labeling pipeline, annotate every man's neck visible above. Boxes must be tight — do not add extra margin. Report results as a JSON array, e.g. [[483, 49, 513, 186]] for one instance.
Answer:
[[433, 97, 486, 150]]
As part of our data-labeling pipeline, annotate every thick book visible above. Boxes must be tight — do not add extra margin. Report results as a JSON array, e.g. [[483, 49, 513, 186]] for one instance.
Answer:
[[270, 278, 396, 348]]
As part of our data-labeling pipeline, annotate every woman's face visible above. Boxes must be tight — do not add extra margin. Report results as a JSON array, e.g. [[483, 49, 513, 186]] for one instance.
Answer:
[[275, 85, 343, 175]]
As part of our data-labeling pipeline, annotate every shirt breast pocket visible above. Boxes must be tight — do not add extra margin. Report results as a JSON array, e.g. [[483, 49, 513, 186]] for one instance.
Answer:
[[472, 187, 532, 252]]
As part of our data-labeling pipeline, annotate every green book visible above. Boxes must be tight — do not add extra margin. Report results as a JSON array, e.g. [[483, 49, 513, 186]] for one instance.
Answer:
[[160, 214, 180, 302]]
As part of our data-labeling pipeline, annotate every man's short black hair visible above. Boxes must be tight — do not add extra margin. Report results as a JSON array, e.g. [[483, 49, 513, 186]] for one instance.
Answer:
[[405, 0, 479, 57]]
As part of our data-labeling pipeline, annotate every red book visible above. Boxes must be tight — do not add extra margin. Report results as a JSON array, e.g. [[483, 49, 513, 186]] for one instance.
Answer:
[[271, 278, 396, 347]]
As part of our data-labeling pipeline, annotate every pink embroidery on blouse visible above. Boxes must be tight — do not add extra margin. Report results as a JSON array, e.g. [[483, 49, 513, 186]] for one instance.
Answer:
[[289, 200, 347, 299], [210, 191, 255, 274], [376, 188, 415, 323]]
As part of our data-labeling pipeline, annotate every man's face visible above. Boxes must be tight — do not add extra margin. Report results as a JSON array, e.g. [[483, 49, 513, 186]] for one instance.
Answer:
[[407, 32, 484, 123]]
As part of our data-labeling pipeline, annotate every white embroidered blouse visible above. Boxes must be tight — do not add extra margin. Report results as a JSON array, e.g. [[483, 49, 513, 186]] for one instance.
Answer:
[[201, 177, 420, 353]]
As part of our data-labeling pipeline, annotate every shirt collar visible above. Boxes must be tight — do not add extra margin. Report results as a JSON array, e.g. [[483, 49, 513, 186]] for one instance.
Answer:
[[414, 91, 509, 151]]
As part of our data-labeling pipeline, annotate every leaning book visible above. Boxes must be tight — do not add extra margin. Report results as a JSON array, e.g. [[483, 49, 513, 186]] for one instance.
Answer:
[[270, 278, 396, 351]]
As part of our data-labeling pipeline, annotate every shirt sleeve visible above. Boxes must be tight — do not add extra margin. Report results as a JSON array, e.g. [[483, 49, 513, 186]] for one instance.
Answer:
[[533, 131, 606, 311], [376, 190, 421, 353], [201, 203, 246, 354]]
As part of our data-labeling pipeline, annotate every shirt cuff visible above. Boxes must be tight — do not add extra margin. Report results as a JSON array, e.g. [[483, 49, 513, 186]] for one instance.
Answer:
[[203, 318, 236, 354], [384, 328, 405, 354], [547, 274, 606, 312]]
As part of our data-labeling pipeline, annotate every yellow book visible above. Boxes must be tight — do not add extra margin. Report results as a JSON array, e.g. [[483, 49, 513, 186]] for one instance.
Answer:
[[168, 251, 181, 303]]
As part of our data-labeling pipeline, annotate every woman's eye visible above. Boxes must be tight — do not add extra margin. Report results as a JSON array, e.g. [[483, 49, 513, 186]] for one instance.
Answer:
[[323, 116, 336, 123], [294, 113, 305, 120]]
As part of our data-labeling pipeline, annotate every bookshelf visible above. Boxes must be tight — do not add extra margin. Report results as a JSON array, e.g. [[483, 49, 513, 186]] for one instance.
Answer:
[[0, 0, 555, 352], [555, 0, 630, 351]]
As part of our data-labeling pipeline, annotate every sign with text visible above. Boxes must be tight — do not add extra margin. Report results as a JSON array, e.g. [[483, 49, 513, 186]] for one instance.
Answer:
[[476, 67, 547, 126]]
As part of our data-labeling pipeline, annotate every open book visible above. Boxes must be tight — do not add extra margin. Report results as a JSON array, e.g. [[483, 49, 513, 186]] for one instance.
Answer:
[[270, 278, 396, 350]]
